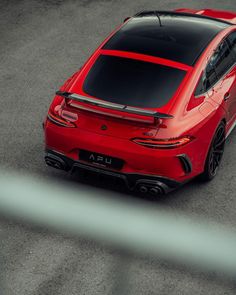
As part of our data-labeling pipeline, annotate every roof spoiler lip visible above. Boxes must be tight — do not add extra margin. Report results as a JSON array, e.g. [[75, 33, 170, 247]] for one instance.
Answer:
[[55, 91, 174, 119]]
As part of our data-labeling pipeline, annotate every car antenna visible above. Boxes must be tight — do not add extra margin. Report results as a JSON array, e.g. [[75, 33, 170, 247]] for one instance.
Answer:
[[155, 11, 163, 27]]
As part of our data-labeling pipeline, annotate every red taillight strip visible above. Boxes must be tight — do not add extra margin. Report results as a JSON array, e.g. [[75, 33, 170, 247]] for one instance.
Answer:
[[99, 49, 192, 72], [132, 136, 194, 149], [47, 111, 76, 128]]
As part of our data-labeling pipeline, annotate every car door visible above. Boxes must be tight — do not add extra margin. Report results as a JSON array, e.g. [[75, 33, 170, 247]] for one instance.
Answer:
[[206, 37, 236, 124]]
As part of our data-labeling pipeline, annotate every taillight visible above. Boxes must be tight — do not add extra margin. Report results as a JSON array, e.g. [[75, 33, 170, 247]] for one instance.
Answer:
[[131, 136, 194, 149], [47, 106, 78, 128]]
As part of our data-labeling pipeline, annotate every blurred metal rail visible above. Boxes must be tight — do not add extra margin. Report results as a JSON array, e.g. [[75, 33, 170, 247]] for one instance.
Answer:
[[1, 170, 236, 279]]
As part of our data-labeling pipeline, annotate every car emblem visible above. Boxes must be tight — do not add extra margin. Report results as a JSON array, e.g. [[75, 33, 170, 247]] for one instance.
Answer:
[[101, 125, 107, 130]]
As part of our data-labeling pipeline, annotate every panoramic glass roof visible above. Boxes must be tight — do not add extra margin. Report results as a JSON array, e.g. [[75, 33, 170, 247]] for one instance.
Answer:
[[103, 13, 229, 65]]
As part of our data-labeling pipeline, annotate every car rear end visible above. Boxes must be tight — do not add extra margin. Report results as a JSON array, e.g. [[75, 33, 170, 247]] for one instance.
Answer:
[[44, 10, 230, 193], [44, 106, 196, 194], [44, 52, 195, 194]]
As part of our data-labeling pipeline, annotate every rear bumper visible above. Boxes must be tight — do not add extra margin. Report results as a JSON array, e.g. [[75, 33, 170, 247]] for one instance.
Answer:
[[44, 119, 200, 179], [45, 149, 182, 194]]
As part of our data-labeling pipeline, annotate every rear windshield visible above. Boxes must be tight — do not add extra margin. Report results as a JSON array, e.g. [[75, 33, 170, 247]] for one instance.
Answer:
[[83, 55, 186, 108]]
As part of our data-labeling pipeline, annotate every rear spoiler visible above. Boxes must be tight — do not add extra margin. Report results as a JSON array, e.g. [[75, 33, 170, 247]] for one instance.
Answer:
[[56, 91, 173, 119]]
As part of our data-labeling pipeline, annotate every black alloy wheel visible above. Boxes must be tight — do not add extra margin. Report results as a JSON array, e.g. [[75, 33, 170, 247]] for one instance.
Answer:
[[200, 122, 225, 181]]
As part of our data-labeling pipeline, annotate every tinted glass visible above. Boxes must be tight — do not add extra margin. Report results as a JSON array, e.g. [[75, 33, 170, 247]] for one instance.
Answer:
[[227, 31, 236, 58], [83, 55, 186, 108], [214, 40, 234, 78], [103, 15, 229, 66], [205, 40, 234, 88], [194, 73, 207, 96], [199, 40, 234, 92], [205, 60, 218, 90]]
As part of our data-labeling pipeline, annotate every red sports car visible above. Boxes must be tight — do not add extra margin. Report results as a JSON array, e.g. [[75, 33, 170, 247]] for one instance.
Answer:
[[44, 8, 236, 194]]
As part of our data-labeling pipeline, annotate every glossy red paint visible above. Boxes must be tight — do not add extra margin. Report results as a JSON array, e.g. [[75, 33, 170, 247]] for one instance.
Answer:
[[175, 8, 236, 24], [44, 9, 236, 193], [99, 49, 193, 71]]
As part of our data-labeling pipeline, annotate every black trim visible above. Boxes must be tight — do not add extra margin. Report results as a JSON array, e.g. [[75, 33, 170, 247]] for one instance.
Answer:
[[177, 154, 192, 174], [45, 153, 70, 171], [45, 149, 182, 193], [56, 91, 174, 119]]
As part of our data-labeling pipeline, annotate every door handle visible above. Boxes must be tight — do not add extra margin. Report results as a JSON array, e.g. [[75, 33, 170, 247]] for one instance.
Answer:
[[224, 92, 230, 101]]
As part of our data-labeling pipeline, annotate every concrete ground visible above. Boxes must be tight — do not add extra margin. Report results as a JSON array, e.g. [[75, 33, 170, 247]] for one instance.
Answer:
[[1, 0, 236, 294]]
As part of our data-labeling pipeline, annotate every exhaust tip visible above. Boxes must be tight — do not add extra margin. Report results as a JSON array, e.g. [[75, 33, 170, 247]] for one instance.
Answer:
[[149, 186, 163, 195], [45, 155, 67, 171], [139, 185, 148, 193], [136, 180, 165, 195]]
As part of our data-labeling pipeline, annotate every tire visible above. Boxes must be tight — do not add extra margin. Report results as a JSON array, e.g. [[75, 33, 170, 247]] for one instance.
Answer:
[[200, 122, 226, 181]]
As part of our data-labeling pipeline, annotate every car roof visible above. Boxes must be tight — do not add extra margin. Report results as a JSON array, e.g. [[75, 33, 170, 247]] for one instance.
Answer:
[[103, 11, 230, 66]]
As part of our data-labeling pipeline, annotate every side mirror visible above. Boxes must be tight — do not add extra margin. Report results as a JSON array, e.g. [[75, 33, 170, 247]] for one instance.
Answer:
[[123, 17, 131, 23]]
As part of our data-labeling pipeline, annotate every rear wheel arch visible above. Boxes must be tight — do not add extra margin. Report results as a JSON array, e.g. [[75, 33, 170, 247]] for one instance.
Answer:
[[203, 116, 226, 159], [200, 121, 226, 181]]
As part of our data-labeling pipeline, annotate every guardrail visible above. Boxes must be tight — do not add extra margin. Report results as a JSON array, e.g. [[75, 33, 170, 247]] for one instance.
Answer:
[[1, 170, 236, 283]]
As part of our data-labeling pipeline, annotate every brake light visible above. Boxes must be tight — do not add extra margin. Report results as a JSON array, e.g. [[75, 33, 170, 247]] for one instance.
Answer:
[[47, 106, 78, 128], [131, 136, 194, 149]]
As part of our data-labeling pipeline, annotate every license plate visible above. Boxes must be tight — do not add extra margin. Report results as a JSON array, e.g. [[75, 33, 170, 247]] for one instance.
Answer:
[[79, 150, 124, 170]]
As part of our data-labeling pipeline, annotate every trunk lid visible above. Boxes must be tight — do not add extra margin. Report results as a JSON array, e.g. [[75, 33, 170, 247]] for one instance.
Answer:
[[66, 104, 159, 139]]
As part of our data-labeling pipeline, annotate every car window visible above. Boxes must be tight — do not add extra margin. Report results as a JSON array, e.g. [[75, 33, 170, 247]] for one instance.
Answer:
[[226, 31, 236, 59], [194, 65, 217, 96], [213, 40, 234, 79], [195, 40, 234, 96], [205, 56, 218, 90], [83, 55, 186, 108], [194, 73, 207, 96]]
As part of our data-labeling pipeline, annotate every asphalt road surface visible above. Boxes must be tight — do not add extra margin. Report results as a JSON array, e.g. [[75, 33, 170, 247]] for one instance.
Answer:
[[1, 0, 236, 294]]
